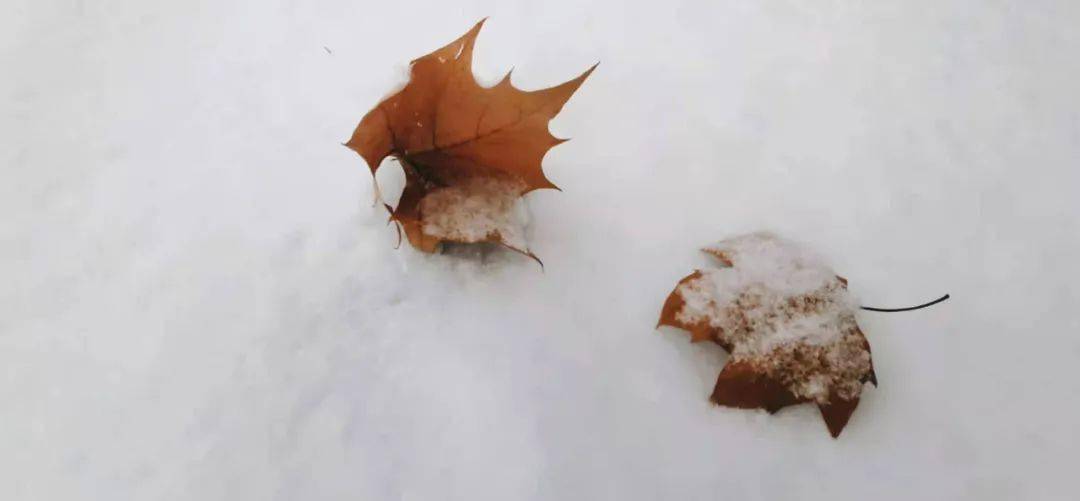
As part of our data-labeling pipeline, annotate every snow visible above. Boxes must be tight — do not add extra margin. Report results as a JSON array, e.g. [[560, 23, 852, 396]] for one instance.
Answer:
[[673, 233, 871, 403], [678, 232, 848, 332], [3, 1, 1079, 500], [420, 177, 530, 252], [703, 231, 840, 297]]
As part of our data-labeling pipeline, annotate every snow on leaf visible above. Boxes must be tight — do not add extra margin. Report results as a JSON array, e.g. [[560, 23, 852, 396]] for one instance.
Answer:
[[658, 232, 877, 438], [420, 176, 530, 255]]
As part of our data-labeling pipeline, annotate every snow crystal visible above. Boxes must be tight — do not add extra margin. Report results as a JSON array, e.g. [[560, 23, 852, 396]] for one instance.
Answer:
[[674, 233, 870, 403], [420, 177, 530, 251]]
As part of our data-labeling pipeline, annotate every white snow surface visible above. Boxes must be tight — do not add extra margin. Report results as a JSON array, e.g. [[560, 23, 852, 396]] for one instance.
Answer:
[[3, 1, 1079, 500]]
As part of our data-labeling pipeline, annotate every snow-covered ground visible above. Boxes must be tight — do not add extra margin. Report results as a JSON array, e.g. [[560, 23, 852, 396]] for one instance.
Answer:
[[4, 1, 1078, 499]]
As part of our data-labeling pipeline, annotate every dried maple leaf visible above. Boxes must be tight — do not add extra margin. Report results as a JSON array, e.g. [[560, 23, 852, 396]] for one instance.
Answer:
[[345, 19, 595, 259], [658, 232, 877, 437]]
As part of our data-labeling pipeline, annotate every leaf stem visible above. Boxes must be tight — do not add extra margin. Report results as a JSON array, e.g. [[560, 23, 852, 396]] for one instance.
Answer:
[[860, 294, 950, 312]]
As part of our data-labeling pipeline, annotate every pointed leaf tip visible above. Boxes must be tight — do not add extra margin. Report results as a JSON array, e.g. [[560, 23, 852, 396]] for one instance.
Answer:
[[819, 398, 860, 438]]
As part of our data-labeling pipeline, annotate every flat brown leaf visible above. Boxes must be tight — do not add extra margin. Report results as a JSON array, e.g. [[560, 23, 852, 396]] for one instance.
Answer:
[[658, 232, 877, 438], [346, 19, 594, 257]]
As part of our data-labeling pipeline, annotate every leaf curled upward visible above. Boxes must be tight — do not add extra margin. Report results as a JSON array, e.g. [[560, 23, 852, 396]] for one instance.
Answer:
[[658, 233, 877, 437], [346, 19, 595, 260]]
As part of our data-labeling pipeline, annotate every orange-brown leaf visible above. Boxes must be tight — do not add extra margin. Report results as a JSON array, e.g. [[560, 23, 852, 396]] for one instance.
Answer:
[[345, 20, 593, 254], [657, 233, 877, 438]]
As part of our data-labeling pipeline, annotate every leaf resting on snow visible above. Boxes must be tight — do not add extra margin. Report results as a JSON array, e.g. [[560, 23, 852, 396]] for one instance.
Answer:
[[658, 232, 877, 437], [345, 19, 594, 259]]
